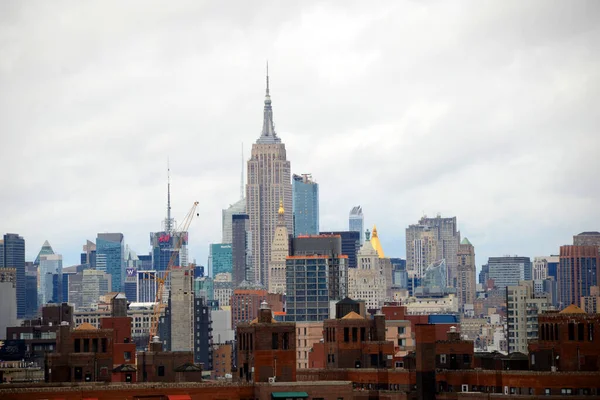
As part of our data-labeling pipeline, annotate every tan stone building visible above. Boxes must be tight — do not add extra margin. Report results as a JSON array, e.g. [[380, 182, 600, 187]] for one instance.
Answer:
[[170, 267, 194, 351], [456, 237, 476, 311], [268, 201, 289, 294], [295, 321, 324, 369], [246, 71, 293, 287]]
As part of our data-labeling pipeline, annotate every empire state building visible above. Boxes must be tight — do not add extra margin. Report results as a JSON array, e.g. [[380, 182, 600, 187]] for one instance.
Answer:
[[246, 70, 293, 287]]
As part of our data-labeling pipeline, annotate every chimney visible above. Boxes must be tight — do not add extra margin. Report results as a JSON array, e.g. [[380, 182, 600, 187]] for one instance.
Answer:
[[150, 336, 163, 352], [258, 300, 272, 323], [373, 314, 386, 341], [447, 326, 461, 341]]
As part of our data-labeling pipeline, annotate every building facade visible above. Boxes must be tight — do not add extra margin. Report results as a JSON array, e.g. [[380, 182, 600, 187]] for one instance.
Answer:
[[222, 198, 246, 244], [506, 281, 553, 353], [231, 213, 251, 287], [348, 206, 364, 244], [38, 253, 62, 306], [170, 267, 194, 352], [405, 224, 437, 279], [488, 256, 532, 288], [573, 231, 600, 248], [319, 230, 360, 269], [533, 256, 550, 280], [269, 201, 289, 294], [292, 173, 319, 236], [246, 72, 293, 288], [208, 243, 232, 277], [558, 245, 599, 308], [1, 234, 26, 318], [456, 238, 476, 311], [96, 233, 124, 292]]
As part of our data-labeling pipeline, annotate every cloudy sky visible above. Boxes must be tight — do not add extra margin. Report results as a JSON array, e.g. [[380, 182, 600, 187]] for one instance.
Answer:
[[1, 1, 599, 271]]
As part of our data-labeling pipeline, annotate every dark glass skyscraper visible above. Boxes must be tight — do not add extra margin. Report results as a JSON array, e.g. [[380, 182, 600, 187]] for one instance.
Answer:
[[96, 233, 124, 292], [1, 233, 26, 318], [292, 173, 319, 236], [231, 213, 251, 287], [319, 230, 360, 268]]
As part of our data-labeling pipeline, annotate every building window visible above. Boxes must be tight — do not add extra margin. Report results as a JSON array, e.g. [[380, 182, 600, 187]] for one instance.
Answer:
[[440, 354, 447, 364], [74, 367, 82, 380], [397, 327, 405, 334], [568, 323, 575, 340], [589, 323, 594, 341], [101, 338, 107, 353], [352, 327, 358, 342], [157, 366, 165, 376], [272, 333, 278, 350], [83, 339, 90, 352], [578, 323, 585, 341], [344, 327, 349, 342], [282, 332, 289, 350], [74, 339, 81, 353], [561, 388, 572, 395], [361, 327, 366, 342], [124, 351, 132, 361], [544, 388, 551, 395], [92, 338, 98, 353]]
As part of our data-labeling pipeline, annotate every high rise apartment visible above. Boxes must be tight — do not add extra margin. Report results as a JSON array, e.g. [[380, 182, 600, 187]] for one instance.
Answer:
[[1, 233, 26, 318], [269, 201, 289, 294], [79, 269, 112, 309], [488, 256, 532, 288], [533, 256, 550, 281], [349, 206, 364, 244], [558, 245, 599, 308], [96, 233, 124, 292], [506, 281, 553, 353], [456, 238, 476, 311], [246, 70, 293, 287], [292, 173, 319, 236]]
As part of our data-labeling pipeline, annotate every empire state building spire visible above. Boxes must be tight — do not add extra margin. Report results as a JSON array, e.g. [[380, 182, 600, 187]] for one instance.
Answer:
[[258, 62, 280, 144]]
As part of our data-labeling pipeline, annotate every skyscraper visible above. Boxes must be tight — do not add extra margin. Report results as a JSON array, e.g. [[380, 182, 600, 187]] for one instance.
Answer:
[[81, 240, 96, 268], [1, 233, 26, 318], [34, 240, 55, 265], [246, 69, 293, 287], [39, 253, 63, 306], [405, 224, 437, 278], [96, 233, 125, 292], [170, 267, 194, 351], [416, 216, 461, 287], [319, 230, 360, 269], [349, 206, 364, 244], [269, 201, 289, 294], [488, 256, 532, 288], [208, 243, 232, 277], [292, 173, 319, 236], [558, 245, 599, 308], [231, 213, 252, 287], [456, 238, 476, 311], [222, 144, 247, 244]]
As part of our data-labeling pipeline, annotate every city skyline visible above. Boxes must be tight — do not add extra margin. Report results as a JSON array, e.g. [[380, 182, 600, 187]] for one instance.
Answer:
[[1, 1, 599, 271]]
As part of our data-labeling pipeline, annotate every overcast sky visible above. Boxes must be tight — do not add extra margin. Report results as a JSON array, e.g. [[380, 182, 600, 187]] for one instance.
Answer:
[[1, 1, 599, 271]]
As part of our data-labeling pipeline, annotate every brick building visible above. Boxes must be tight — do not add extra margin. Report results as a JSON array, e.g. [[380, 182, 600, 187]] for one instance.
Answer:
[[213, 341, 233, 378], [46, 294, 137, 383], [236, 301, 296, 383], [137, 337, 202, 383], [528, 304, 600, 372], [558, 245, 599, 308]]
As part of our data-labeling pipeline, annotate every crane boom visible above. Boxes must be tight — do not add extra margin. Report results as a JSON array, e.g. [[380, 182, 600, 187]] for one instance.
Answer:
[[148, 201, 199, 347]]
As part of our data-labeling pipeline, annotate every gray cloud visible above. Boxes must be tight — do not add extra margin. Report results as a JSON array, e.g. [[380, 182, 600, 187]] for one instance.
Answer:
[[1, 0, 599, 269]]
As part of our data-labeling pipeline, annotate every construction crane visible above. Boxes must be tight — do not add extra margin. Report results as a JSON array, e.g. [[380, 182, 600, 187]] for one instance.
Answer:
[[148, 201, 199, 348]]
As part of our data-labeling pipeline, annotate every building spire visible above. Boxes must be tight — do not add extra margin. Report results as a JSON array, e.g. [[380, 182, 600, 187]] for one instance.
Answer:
[[164, 159, 175, 233], [257, 61, 280, 144], [240, 142, 245, 200]]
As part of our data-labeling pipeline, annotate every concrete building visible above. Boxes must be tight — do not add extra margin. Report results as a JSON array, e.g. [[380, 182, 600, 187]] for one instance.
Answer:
[[212, 308, 234, 344], [1, 233, 26, 319], [246, 71, 293, 288], [74, 269, 112, 309], [348, 230, 389, 311], [405, 224, 437, 279], [222, 198, 246, 244], [269, 201, 289, 294], [573, 231, 600, 248], [96, 233, 125, 292], [456, 238, 476, 312], [213, 272, 233, 307], [231, 213, 252, 287], [170, 267, 194, 352], [581, 285, 600, 313], [506, 281, 553, 354], [558, 245, 599, 308], [0, 268, 17, 340], [295, 321, 323, 369], [404, 291, 459, 314], [292, 173, 319, 236], [488, 256, 532, 288], [208, 243, 232, 277], [533, 256, 550, 280]]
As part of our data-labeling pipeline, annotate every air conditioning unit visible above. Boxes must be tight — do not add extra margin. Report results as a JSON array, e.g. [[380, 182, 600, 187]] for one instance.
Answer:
[[268, 377, 276, 383]]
